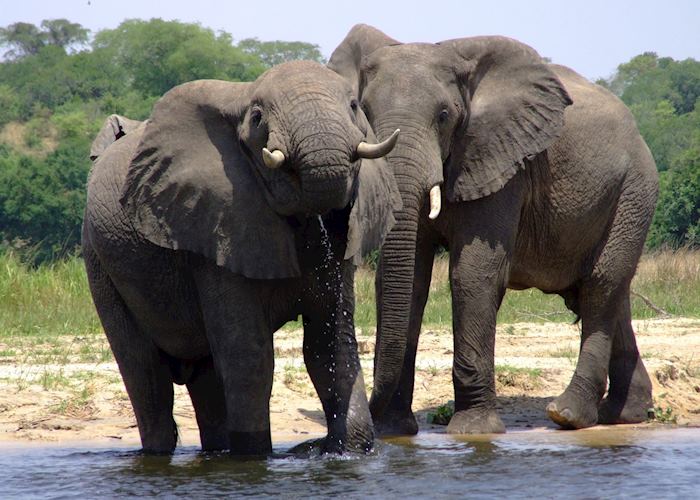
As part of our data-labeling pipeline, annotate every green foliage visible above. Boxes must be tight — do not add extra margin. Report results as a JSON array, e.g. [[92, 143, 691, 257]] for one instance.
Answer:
[[93, 19, 264, 97], [0, 84, 21, 125], [0, 139, 89, 261], [426, 400, 455, 425], [238, 38, 325, 68], [0, 19, 88, 59], [651, 406, 677, 424], [648, 151, 700, 248]]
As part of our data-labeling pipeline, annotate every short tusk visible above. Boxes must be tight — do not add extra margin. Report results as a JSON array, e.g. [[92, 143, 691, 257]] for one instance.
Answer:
[[428, 185, 441, 220], [262, 148, 285, 169], [356, 129, 400, 159]]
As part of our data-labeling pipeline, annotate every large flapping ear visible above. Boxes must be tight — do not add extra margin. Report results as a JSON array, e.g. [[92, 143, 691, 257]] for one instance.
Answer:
[[441, 36, 573, 202], [345, 115, 402, 264], [120, 80, 301, 279], [90, 114, 143, 160], [328, 24, 400, 96]]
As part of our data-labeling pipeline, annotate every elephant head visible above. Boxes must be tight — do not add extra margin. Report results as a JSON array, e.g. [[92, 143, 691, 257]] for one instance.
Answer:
[[329, 25, 572, 419], [120, 60, 401, 279]]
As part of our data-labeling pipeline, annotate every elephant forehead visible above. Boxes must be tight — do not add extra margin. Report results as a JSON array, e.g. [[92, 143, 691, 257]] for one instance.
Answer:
[[364, 44, 456, 88], [366, 43, 448, 70], [257, 61, 351, 96]]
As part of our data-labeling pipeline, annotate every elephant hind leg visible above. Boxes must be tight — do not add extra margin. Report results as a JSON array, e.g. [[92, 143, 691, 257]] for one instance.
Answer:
[[547, 178, 654, 430], [598, 297, 653, 424], [186, 356, 229, 451], [84, 246, 178, 453]]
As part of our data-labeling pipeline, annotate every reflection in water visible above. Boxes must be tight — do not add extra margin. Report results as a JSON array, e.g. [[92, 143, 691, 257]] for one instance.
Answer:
[[1, 428, 699, 497]]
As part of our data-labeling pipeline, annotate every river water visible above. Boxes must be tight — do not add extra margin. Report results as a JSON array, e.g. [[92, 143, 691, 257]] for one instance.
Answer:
[[1, 427, 698, 498]]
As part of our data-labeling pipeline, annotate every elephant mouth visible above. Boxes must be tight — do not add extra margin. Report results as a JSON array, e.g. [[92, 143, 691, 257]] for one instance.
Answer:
[[299, 162, 359, 212]]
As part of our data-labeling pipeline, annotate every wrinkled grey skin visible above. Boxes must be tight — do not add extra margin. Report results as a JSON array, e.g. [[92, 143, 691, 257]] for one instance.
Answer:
[[83, 61, 401, 455], [329, 25, 658, 434]]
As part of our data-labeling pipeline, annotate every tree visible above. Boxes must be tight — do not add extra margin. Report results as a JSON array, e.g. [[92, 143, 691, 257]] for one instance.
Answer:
[[40, 19, 89, 51], [647, 146, 700, 248], [0, 22, 46, 58], [93, 19, 264, 97], [0, 20, 89, 59], [238, 38, 325, 67]]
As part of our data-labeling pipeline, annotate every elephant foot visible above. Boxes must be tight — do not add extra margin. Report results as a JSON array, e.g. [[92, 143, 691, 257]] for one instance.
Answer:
[[287, 435, 373, 457], [446, 408, 506, 434], [546, 391, 599, 429], [598, 390, 653, 425], [600, 353, 654, 424], [287, 437, 326, 457], [373, 409, 419, 437]]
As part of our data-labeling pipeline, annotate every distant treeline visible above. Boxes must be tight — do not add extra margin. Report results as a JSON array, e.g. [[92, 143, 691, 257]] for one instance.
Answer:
[[0, 19, 697, 262]]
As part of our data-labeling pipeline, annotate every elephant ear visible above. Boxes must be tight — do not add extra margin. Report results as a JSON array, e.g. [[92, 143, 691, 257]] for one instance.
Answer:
[[90, 114, 143, 160], [442, 36, 573, 202], [120, 80, 301, 279], [345, 123, 402, 264], [328, 24, 400, 96]]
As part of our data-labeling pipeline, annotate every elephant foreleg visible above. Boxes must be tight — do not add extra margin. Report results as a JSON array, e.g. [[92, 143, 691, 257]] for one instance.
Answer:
[[192, 264, 274, 456], [443, 188, 524, 434], [303, 262, 373, 454], [447, 238, 509, 434]]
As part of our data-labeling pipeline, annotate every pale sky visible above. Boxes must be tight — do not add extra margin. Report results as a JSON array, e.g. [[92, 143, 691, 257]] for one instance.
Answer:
[[1, 0, 699, 80]]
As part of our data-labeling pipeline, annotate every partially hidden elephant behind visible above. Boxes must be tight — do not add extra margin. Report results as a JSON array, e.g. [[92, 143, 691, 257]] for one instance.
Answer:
[[83, 60, 402, 455], [329, 25, 658, 434]]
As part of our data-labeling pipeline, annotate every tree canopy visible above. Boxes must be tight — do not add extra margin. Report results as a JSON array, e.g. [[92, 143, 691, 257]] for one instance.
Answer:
[[0, 19, 89, 59]]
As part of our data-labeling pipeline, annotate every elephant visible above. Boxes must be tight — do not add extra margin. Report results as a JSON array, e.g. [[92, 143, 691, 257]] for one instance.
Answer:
[[329, 25, 658, 434], [82, 60, 402, 455]]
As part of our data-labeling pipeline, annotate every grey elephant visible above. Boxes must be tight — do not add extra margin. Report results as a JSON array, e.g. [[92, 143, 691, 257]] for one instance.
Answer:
[[329, 25, 658, 434], [82, 60, 401, 455]]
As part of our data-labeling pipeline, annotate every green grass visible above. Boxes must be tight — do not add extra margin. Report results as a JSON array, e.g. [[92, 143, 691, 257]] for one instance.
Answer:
[[0, 250, 697, 353], [353, 250, 700, 329], [0, 252, 101, 338]]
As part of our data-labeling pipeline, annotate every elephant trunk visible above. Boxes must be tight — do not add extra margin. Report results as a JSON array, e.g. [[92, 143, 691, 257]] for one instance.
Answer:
[[286, 101, 361, 213], [369, 160, 423, 420]]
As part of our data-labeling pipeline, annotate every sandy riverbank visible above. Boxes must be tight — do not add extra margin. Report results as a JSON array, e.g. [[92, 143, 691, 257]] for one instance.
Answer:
[[0, 318, 698, 446]]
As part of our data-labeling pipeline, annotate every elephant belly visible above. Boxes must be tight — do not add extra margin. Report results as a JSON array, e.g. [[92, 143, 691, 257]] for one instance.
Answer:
[[101, 246, 211, 361], [508, 148, 624, 293]]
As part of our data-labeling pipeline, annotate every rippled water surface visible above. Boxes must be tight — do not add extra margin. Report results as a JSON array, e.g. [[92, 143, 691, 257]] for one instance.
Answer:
[[1, 427, 698, 498]]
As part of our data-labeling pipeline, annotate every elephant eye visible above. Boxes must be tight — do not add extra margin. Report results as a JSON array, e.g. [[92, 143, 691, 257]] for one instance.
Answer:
[[438, 108, 449, 124], [250, 107, 263, 128], [350, 99, 359, 113]]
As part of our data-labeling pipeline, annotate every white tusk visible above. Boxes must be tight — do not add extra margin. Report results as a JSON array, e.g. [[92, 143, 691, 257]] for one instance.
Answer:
[[356, 129, 400, 159], [262, 148, 285, 169], [428, 185, 441, 220]]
